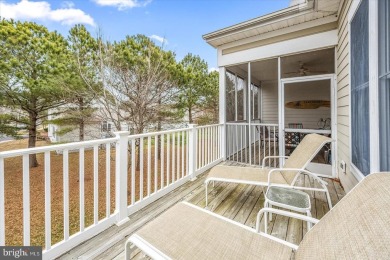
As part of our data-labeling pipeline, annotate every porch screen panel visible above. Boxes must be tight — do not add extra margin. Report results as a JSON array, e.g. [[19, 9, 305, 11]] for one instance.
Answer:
[[379, 0, 390, 171], [236, 77, 245, 121], [225, 71, 235, 122], [251, 84, 260, 121], [350, 0, 370, 175]]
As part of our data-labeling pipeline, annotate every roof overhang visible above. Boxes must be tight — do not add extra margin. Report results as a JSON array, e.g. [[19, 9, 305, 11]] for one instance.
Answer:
[[203, 0, 341, 49]]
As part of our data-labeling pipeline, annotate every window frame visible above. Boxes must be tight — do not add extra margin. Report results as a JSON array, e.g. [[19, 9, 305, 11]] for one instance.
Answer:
[[378, 0, 390, 171], [348, 0, 380, 180]]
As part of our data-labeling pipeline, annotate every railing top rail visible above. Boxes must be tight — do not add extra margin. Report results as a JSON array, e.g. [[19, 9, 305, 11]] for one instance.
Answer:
[[250, 123, 279, 127], [127, 127, 191, 139], [226, 122, 278, 127], [195, 123, 223, 129], [0, 138, 118, 159], [284, 128, 331, 134]]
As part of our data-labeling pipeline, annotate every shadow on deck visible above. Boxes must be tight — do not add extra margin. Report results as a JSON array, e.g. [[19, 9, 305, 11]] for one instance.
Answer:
[[59, 161, 345, 259]]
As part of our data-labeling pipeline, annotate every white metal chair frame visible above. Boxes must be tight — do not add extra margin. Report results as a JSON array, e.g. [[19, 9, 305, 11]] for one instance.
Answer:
[[205, 155, 333, 211]]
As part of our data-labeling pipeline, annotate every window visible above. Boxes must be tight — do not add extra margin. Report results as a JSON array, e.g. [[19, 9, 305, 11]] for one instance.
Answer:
[[379, 0, 390, 171], [350, 0, 370, 175], [101, 121, 112, 132]]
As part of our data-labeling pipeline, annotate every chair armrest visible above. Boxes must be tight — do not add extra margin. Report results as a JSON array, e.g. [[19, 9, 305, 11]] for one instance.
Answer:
[[256, 207, 319, 233], [262, 156, 289, 169]]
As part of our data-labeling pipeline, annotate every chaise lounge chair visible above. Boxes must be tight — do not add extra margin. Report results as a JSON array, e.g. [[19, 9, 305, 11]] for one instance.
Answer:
[[125, 172, 390, 259], [205, 133, 333, 208]]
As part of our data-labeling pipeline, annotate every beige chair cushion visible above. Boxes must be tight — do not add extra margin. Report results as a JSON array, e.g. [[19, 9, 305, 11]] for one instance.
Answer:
[[296, 173, 390, 259], [282, 134, 332, 184], [136, 202, 293, 259]]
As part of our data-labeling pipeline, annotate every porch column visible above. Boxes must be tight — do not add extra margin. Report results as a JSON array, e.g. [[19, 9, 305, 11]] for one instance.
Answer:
[[247, 62, 252, 165], [219, 67, 227, 160], [115, 131, 130, 225], [277, 57, 285, 162]]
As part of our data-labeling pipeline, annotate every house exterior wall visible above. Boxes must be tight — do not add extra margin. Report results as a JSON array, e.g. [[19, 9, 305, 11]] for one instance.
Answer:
[[261, 83, 279, 124], [336, 0, 359, 192], [48, 122, 111, 143]]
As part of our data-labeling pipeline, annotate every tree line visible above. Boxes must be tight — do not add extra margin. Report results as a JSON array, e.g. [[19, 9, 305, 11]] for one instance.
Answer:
[[0, 19, 219, 167]]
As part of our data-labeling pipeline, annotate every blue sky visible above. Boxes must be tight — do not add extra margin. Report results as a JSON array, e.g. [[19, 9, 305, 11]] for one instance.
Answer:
[[0, 0, 290, 70]]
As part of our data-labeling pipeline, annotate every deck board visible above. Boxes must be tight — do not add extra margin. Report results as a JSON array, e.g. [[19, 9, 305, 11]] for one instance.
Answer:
[[59, 161, 345, 260]]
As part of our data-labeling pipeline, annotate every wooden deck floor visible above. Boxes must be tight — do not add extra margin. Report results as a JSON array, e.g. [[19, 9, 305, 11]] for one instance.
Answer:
[[59, 161, 345, 260]]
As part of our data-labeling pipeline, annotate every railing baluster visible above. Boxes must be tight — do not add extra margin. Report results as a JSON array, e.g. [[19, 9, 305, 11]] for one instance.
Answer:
[[160, 134, 164, 188], [217, 126, 220, 159], [140, 137, 144, 201], [63, 150, 69, 240], [258, 126, 261, 165], [197, 129, 200, 169], [263, 126, 266, 162], [93, 146, 98, 224], [213, 126, 216, 161], [240, 126, 243, 163], [171, 132, 175, 183], [268, 127, 271, 161], [211, 127, 213, 162], [181, 131, 185, 178], [208, 127, 211, 164], [204, 128, 206, 167], [245, 125, 248, 163], [167, 134, 170, 185], [253, 126, 256, 165], [186, 130, 189, 175], [22, 154, 30, 246], [131, 140, 136, 205], [177, 132, 180, 180], [154, 135, 158, 193], [79, 148, 85, 232], [273, 126, 277, 167], [147, 136, 151, 196], [106, 143, 110, 218], [0, 158, 4, 246]]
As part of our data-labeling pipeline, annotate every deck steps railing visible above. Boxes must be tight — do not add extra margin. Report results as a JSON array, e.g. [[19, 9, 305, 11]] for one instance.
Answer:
[[0, 124, 223, 259]]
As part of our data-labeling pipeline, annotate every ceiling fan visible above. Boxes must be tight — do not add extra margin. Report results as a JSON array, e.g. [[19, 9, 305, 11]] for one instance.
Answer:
[[284, 62, 328, 76]]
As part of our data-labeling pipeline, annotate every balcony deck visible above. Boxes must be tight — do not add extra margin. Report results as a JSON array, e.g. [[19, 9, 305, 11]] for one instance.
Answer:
[[59, 161, 345, 259]]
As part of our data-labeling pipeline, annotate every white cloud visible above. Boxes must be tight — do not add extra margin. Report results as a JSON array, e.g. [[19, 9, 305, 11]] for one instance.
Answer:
[[93, 0, 151, 10], [149, 35, 168, 45], [208, 67, 218, 73], [0, 0, 95, 26], [61, 1, 75, 8]]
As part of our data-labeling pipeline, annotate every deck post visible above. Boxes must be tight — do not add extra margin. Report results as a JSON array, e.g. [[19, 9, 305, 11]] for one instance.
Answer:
[[219, 66, 227, 160], [188, 124, 198, 180], [114, 131, 130, 225]]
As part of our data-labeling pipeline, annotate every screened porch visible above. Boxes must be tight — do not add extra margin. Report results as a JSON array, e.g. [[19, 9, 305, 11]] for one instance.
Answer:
[[221, 48, 337, 177]]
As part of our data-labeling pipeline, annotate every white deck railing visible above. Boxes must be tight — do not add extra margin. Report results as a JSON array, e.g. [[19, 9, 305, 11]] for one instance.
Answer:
[[226, 122, 279, 166], [0, 124, 223, 259]]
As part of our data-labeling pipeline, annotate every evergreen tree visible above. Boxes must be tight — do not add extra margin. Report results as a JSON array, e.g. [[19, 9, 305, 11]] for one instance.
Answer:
[[0, 19, 69, 167]]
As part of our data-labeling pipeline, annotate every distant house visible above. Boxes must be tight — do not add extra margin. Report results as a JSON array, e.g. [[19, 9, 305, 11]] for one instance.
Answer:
[[203, 0, 390, 192]]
